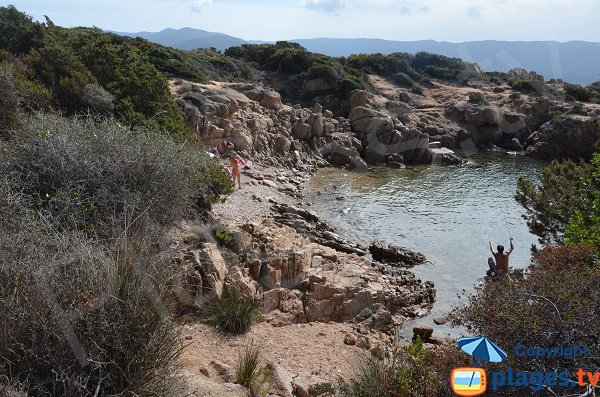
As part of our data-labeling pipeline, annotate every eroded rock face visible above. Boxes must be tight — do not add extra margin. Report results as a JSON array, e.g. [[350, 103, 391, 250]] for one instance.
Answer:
[[463, 104, 530, 145], [175, 82, 352, 168], [236, 220, 435, 327], [526, 115, 600, 160], [348, 91, 436, 165]]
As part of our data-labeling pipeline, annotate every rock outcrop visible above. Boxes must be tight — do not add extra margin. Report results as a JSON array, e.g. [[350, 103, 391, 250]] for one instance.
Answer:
[[175, 82, 354, 169], [369, 240, 426, 267], [526, 115, 600, 160], [237, 219, 435, 327]]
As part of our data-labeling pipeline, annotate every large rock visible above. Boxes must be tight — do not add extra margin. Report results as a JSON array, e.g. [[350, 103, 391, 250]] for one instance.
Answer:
[[508, 67, 545, 81], [263, 362, 294, 397], [526, 115, 599, 160], [369, 240, 426, 266], [293, 373, 333, 397], [464, 104, 529, 145], [431, 147, 463, 165]]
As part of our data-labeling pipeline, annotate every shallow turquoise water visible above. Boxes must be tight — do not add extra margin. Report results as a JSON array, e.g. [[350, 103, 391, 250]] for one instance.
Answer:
[[304, 152, 546, 337]]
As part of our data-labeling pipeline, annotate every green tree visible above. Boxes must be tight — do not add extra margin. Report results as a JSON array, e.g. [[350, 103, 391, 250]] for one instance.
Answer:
[[0, 5, 44, 55], [516, 159, 593, 245], [564, 153, 600, 248]]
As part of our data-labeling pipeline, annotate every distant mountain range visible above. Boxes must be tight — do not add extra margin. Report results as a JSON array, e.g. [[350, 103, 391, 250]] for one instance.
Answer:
[[115, 27, 246, 51], [116, 28, 600, 85]]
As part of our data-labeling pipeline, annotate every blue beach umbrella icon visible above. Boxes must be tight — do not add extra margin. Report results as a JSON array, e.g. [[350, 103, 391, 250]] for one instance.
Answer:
[[457, 336, 507, 365]]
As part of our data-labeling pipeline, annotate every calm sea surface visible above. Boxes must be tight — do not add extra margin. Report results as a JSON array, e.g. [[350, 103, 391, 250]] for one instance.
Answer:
[[304, 152, 546, 338]]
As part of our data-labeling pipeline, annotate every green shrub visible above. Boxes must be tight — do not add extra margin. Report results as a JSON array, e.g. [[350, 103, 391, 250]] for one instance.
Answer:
[[336, 338, 466, 397], [0, 180, 186, 396], [564, 83, 597, 102], [564, 153, 600, 248], [0, 64, 20, 130], [390, 72, 414, 88], [4, 113, 231, 235], [206, 287, 261, 333], [235, 341, 270, 391], [468, 91, 489, 106], [0, 5, 44, 55], [451, 244, 599, 397], [510, 79, 544, 94], [516, 158, 593, 245], [213, 226, 240, 252]]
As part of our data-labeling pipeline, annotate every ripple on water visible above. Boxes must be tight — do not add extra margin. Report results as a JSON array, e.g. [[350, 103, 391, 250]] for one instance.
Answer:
[[305, 153, 546, 337]]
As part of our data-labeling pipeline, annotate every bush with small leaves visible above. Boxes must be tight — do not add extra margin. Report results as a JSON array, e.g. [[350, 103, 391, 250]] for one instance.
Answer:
[[4, 113, 232, 235]]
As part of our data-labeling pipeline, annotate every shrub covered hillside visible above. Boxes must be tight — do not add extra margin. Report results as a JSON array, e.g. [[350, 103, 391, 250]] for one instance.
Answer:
[[0, 6, 233, 396], [225, 41, 471, 114], [0, 6, 253, 136]]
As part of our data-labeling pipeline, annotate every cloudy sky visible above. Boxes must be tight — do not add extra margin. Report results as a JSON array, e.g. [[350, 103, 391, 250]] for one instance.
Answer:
[[5, 0, 600, 42]]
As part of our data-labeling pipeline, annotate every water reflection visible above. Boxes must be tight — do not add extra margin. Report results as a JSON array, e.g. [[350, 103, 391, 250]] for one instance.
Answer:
[[305, 153, 546, 338]]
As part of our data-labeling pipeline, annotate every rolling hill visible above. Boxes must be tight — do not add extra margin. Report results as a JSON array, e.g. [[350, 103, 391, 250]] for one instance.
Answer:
[[115, 28, 600, 85]]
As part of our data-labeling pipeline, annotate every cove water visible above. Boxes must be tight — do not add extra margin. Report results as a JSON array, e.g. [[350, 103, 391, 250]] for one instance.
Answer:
[[304, 153, 546, 338]]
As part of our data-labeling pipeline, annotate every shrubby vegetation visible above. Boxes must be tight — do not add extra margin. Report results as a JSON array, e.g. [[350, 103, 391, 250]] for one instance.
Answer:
[[516, 154, 599, 247], [564, 82, 600, 103], [235, 341, 270, 392], [206, 287, 261, 334], [336, 338, 467, 397], [0, 6, 257, 136], [452, 244, 599, 396], [0, 9, 234, 391], [0, 111, 232, 395], [3, 113, 231, 236]]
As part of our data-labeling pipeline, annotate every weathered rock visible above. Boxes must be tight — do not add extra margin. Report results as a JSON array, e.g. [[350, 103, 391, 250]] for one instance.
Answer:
[[369, 240, 426, 266], [293, 373, 333, 397], [526, 115, 599, 160], [412, 324, 433, 341], [264, 362, 294, 397], [344, 333, 357, 346], [211, 360, 235, 383], [431, 147, 463, 165]]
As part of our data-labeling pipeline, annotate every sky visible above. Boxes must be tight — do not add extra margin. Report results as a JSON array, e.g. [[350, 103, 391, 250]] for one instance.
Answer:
[[4, 0, 600, 42]]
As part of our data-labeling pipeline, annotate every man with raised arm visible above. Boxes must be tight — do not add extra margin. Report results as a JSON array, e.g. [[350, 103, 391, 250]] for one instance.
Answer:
[[489, 237, 514, 273]]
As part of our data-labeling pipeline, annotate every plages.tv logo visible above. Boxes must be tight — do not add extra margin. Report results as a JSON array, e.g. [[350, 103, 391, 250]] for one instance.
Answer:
[[452, 336, 597, 395], [451, 367, 487, 396], [451, 336, 507, 396]]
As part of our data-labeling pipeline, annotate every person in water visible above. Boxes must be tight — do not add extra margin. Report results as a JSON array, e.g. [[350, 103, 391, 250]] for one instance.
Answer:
[[230, 153, 242, 189], [489, 237, 514, 273]]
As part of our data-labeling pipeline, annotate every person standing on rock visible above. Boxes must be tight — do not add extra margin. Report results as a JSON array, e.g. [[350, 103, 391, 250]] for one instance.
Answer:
[[489, 238, 514, 273], [230, 153, 242, 190]]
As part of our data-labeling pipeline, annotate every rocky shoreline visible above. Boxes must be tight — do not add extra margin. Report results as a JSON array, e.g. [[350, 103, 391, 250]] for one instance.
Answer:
[[173, 161, 443, 396], [169, 71, 600, 396]]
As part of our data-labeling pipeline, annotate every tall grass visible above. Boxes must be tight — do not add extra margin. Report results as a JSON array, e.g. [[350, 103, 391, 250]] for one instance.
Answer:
[[206, 287, 261, 333]]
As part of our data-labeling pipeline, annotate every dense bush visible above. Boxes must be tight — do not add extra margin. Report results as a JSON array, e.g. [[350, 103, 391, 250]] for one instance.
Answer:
[[451, 244, 599, 396], [0, 177, 186, 396], [346, 53, 417, 77], [336, 338, 467, 397], [468, 91, 489, 106], [564, 153, 600, 247], [3, 113, 232, 235], [412, 52, 465, 79], [510, 79, 545, 94], [0, 5, 43, 55], [516, 157, 595, 245], [206, 287, 261, 333], [564, 82, 599, 102], [0, 63, 19, 129]]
